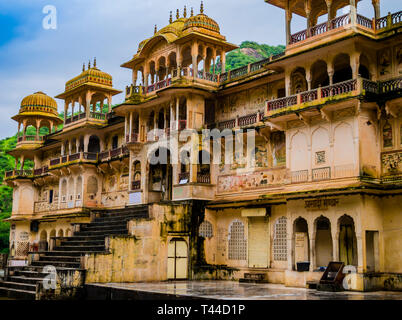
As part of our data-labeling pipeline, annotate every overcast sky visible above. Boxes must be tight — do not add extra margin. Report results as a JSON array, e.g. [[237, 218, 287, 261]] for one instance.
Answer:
[[0, 0, 400, 139]]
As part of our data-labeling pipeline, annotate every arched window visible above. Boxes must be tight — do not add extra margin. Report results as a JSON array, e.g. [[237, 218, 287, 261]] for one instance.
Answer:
[[199, 220, 213, 238], [273, 217, 288, 261], [87, 176, 98, 199], [76, 176, 82, 200], [228, 220, 247, 260], [61, 179, 67, 202]]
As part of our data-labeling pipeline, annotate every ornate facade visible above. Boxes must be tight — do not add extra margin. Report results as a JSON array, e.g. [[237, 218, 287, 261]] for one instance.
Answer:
[[1, 1, 402, 298]]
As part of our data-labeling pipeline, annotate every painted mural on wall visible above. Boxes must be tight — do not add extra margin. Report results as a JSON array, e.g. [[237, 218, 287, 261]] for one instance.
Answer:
[[271, 131, 286, 167], [382, 150, 402, 175], [217, 168, 287, 194], [217, 85, 268, 121]]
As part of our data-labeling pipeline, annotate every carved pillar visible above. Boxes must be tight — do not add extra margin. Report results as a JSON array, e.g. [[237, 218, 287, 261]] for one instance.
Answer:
[[285, 1, 293, 45], [85, 92, 91, 118], [221, 51, 226, 72], [305, 0, 312, 36], [327, 61, 335, 85], [372, 0, 381, 20], [306, 66, 312, 90], [325, 0, 333, 28], [350, 0, 357, 26], [176, 97, 180, 130], [64, 101, 68, 123]]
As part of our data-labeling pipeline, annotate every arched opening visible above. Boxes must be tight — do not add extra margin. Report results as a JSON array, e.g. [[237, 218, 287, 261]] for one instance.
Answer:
[[76, 176, 83, 202], [66, 228, 72, 237], [157, 56, 167, 81], [68, 177, 74, 207], [149, 147, 172, 201], [338, 215, 357, 266], [149, 61, 156, 84], [293, 217, 309, 270], [49, 229, 56, 250], [158, 109, 165, 129], [87, 176, 98, 201], [39, 230, 48, 251], [382, 121, 393, 148], [359, 54, 371, 79], [88, 135, 100, 153], [112, 135, 119, 150], [311, 60, 329, 88], [61, 179, 67, 203], [333, 53, 352, 83], [57, 229, 64, 237], [315, 216, 333, 268], [197, 150, 211, 184], [132, 161, 141, 190], [168, 52, 177, 77], [291, 67, 307, 94], [167, 238, 188, 280]]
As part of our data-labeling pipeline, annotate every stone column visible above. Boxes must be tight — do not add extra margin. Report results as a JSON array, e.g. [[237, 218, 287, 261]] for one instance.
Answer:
[[350, 0, 357, 26], [64, 101, 68, 123], [285, 1, 293, 45], [85, 92, 91, 119], [305, 0, 312, 37], [325, 0, 333, 28], [176, 97, 180, 130], [306, 66, 312, 91], [221, 51, 226, 73], [71, 101, 75, 117], [350, 53, 360, 79], [129, 112, 133, 139], [108, 95, 112, 113], [132, 69, 138, 86], [327, 61, 335, 85], [372, 0, 381, 20], [309, 227, 316, 271]]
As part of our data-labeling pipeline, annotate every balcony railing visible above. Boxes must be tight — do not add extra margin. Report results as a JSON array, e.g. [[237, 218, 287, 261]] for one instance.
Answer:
[[218, 119, 236, 130], [291, 170, 309, 183], [126, 133, 139, 143], [4, 170, 33, 179], [65, 112, 86, 125], [267, 79, 357, 112], [197, 173, 211, 184], [290, 10, 402, 46], [17, 135, 44, 143], [312, 167, 331, 181]]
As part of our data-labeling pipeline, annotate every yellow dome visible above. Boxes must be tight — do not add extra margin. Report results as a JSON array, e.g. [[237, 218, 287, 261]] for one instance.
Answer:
[[184, 13, 220, 34], [19, 92, 58, 117], [65, 65, 113, 92]]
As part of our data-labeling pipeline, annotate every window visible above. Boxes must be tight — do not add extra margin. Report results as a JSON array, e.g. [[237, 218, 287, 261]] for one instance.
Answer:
[[112, 135, 118, 150], [273, 217, 287, 261], [49, 190, 53, 204], [228, 220, 247, 260], [199, 221, 213, 238]]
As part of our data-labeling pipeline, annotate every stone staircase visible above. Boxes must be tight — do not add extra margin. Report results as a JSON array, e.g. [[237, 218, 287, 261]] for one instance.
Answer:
[[0, 205, 149, 300]]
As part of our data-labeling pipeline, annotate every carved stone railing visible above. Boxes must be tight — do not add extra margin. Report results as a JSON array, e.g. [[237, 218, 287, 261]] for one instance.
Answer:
[[238, 113, 258, 127], [267, 79, 358, 113], [126, 132, 139, 143], [4, 170, 33, 179], [17, 135, 44, 143], [197, 173, 211, 184], [218, 119, 236, 130], [312, 167, 331, 181], [291, 170, 309, 183], [379, 77, 402, 94], [333, 164, 355, 178]]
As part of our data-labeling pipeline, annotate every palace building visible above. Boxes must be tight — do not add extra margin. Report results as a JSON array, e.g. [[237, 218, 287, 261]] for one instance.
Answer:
[[1, 0, 402, 299]]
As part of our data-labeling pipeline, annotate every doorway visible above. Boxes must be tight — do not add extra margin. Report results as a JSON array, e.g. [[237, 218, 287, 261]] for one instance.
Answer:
[[366, 231, 379, 272], [167, 238, 188, 280]]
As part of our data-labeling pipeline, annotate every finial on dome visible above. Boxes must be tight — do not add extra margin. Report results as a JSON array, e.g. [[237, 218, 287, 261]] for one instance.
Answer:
[[200, 1, 204, 14], [88, 60, 91, 69], [83, 63, 85, 72], [154, 24, 157, 34], [183, 5, 187, 18], [191, 7, 194, 17], [176, 9, 180, 19], [94, 57, 97, 68], [169, 11, 173, 24]]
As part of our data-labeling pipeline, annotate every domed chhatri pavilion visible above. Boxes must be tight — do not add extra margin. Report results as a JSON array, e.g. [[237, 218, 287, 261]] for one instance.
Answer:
[[2, 0, 402, 299]]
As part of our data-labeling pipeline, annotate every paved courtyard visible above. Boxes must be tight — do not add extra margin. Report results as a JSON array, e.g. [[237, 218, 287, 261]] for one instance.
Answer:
[[88, 281, 402, 300]]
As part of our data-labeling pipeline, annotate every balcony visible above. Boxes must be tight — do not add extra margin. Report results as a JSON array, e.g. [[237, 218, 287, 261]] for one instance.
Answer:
[[64, 112, 107, 127], [16, 135, 45, 148], [267, 76, 402, 116], [4, 169, 33, 180], [214, 111, 264, 131], [289, 11, 402, 47], [197, 173, 211, 184]]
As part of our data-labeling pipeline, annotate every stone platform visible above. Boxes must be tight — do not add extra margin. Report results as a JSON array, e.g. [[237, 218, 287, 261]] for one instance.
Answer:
[[85, 281, 402, 300]]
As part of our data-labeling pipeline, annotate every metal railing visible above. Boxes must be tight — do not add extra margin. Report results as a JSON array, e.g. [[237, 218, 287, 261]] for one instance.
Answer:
[[197, 173, 211, 184]]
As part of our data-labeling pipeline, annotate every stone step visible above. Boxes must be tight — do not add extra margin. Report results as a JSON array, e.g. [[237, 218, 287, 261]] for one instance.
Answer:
[[61, 239, 105, 246], [38, 256, 81, 263], [31, 261, 81, 268], [0, 281, 37, 292], [53, 245, 105, 252], [87, 220, 130, 227], [0, 286, 36, 300], [80, 223, 128, 232], [74, 229, 128, 237], [8, 276, 45, 285], [93, 206, 148, 217], [93, 215, 147, 223], [44, 250, 103, 256], [60, 235, 106, 241], [12, 270, 48, 279]]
